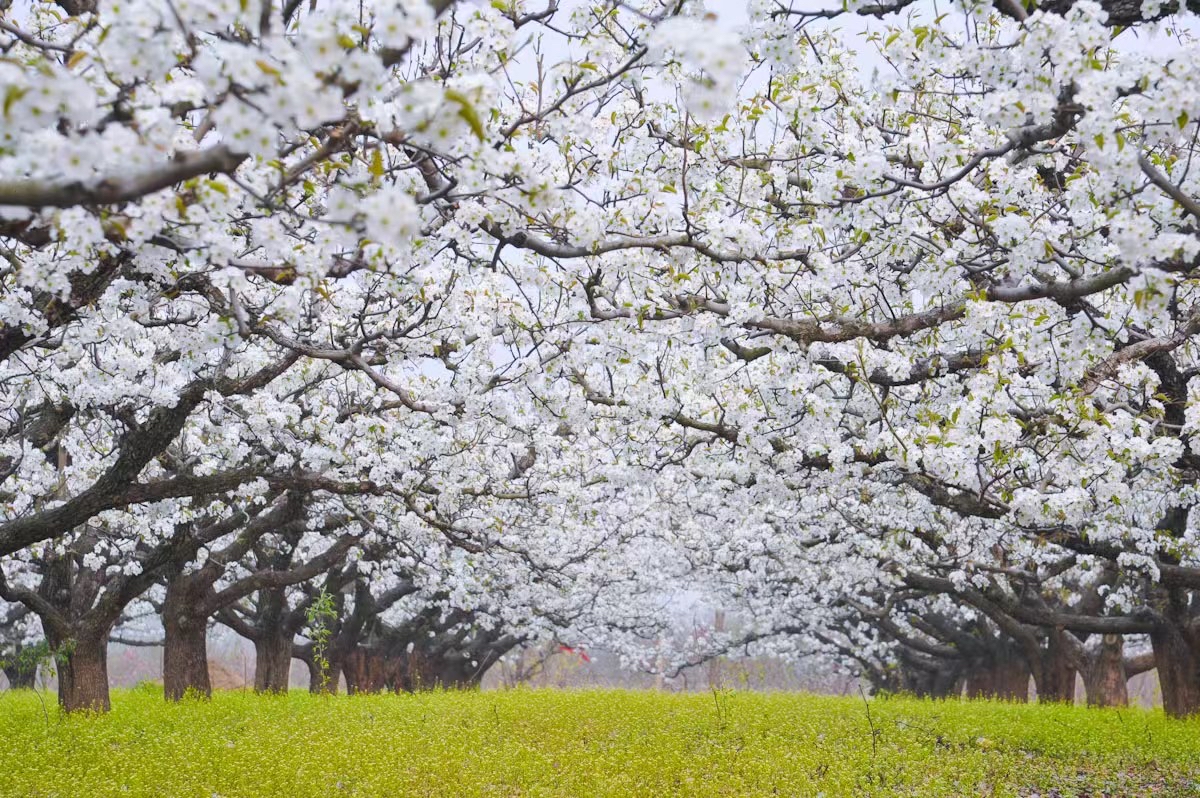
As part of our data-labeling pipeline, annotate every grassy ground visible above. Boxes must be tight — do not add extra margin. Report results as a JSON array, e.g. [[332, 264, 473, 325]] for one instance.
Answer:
[[1, 685, 1198, 797]]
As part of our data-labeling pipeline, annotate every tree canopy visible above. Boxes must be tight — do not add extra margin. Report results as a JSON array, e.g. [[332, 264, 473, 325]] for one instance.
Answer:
[[2, 0, 1200, 716]]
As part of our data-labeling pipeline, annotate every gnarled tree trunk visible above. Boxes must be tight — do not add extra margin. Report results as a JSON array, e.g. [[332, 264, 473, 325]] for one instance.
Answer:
[[253, 629, 293, 694], [996, 660, 1031, 701], [2, 662, 36, 689], [886, 653, 963, 698], [298, 645, 343, 694], [53, 628, 110, 712], [394, 650, 439, 692], [926, 666, 966, 699], [342, 648, 364, 695], [1034, 629, 1077, 704], [966, 654, 1029, 702], [1151, 617, 1200, 718], [343, 647, 390, 694], [434, 657, 485, 690], [162, 576, 211, 700], [249, 586, 294, 694], [1081, 635, 1129, 708]]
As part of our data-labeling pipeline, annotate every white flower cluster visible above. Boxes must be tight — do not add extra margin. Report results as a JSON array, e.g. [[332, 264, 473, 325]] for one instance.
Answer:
[[648, 16, 746, 122]]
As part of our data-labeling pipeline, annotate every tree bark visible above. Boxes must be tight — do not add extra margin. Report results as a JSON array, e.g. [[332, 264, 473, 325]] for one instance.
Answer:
[[162, 619, 210, 700], [320, 652, 343, 695], [1035, 0, 1200, 28], [997, 660, 1031, 701], [966, 655, 1029, 701], [342, 648, 364, 695], [253, 629, 293, 694], [394, 651, 436, 692], [54, 629, 110, 712], [435, 657, 484, 690], [392, 652, 483, 692], [2, 662, 36, 689], [300, 647, 342, 694], [1034, 629, 1077, 703], [1081, 635, 1129, 708], [162, 576, 212, 700], [927, 671, 965, 699], [343, 647, 390, 694], [1151, 618, 1200, 718], [885, 653, 963, 698], [302, 654, 320, 693], [965, 666, 995, 699]]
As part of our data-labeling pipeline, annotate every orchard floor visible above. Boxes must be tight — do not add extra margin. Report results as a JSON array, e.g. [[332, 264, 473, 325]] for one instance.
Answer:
[[1, 686, 1199, 797]]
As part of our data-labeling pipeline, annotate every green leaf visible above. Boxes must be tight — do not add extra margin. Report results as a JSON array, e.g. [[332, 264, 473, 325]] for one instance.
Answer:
[[3, 86, 29, 118], [444, 89, 486, 141]]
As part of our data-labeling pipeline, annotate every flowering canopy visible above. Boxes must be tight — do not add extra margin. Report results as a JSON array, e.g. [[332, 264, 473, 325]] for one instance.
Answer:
[[2, 0, 1200, 714]]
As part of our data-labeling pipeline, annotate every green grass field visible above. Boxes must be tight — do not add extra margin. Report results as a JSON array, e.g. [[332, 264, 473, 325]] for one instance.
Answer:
[[1, 685, 1198, 797]]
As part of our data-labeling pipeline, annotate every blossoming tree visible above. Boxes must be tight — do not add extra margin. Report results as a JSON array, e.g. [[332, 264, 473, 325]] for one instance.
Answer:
[[4, 0, 1200, 716]]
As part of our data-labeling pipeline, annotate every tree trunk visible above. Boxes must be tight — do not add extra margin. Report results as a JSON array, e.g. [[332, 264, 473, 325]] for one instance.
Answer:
[[436, 658, 483, 690], [964, 665, 995, 699], [342, 648, 362, 695], [162, 615, 211, 700], [162, 576, 212, 701], [996, 658, 1031, 701], [1035, 630, 1077, 704], [1151, 619, 1200, 718], [395, 651, 434, 692], [897, 668, 937, 697], [303, 655, 319, 693], [396, 650, 468, 692], [253, 630, 293, 694], [302, 650, 341, 694], [2, 663, 36, 689], [1082, 635, 1129, 708], [966, 655, 1029, 701], [344, 648, 390, 693], [393, 652, 484, 692], [366, 653, 390, 693], [320, 653, 343, 695], [928, 666, 965, 699], [55, 630, 110, 712], [887, 654, 960, 697]]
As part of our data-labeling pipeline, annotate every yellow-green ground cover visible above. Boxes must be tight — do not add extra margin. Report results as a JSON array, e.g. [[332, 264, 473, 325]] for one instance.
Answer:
[[1, 685, 1198, 797]]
